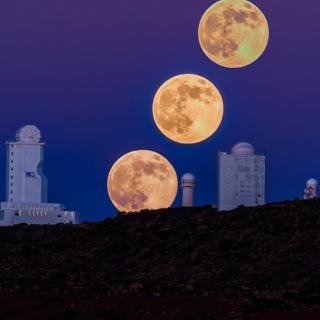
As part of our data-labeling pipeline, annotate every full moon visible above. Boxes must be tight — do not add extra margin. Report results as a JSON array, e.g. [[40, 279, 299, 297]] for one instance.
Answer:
[[152, 74, 223, 144], [198, 0, 269, 68], [107, 150, 178, 213]]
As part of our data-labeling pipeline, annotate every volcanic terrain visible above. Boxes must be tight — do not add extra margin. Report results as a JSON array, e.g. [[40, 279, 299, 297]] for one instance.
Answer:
[[0, 200, 320, 319]]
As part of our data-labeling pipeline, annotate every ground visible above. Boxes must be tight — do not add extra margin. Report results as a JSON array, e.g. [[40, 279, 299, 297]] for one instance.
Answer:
[[0, 200, 320, 319]]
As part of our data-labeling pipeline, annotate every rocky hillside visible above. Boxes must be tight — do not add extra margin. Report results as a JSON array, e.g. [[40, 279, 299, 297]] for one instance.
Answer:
[[0, 200, 320, 319]]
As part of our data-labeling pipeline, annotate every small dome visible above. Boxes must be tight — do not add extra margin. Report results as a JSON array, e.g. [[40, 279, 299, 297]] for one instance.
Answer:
[[16, 125, 41, 143], [181, 173, 196, 182], [307, 178, 318, 186], [231, 142, 255, 156]]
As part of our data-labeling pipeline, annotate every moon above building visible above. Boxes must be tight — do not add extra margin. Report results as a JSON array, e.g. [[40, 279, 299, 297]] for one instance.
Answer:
[[152, 74, 224, 144], [198, 0, 269, 68], [107, 150, 178, 213]]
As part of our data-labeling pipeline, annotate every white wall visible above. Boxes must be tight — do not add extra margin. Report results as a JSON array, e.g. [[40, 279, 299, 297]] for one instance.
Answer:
[[6, 141, 47, 204], [218, 152, 265, 211], [182, 187, 194, 207]]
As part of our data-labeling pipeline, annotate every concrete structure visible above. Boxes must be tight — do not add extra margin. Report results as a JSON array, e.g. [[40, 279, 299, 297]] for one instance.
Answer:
[[181, 173, 196, 207], [218, 142, 265, 211], [0, 125, 79, 225], [304, 178, 318, 199]]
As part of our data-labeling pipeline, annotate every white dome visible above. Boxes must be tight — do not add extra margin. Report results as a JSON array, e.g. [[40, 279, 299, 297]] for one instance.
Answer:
[[231, 142, 255, 156], [181, 173, 196, 182], [15, 125, 41, 143], [307, 178, 318, 186]]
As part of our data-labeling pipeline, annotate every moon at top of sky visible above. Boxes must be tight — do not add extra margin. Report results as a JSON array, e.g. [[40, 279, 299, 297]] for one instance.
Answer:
[[152, 74, 223, 144], [107, 150, 178, 213], [198, 0, 269, 68]]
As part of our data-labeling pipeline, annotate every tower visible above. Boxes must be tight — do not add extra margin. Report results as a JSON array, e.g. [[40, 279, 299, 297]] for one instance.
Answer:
[[6, 125, 48, 204], [304, 178, 318, 199], [218, 142, 265, 211], [0, 125, 79, 225], [181, 173, 196, 207]]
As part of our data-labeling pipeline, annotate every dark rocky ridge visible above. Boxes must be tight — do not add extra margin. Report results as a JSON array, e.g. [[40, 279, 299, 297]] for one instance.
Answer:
[[0, 200, 320, 319]]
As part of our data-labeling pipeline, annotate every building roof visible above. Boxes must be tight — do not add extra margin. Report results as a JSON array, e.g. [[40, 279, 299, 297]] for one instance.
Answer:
[[15, 125, 41, 143], [181, 173, 196, 182], [231, 142, 255, 156], [307, 178, 318, 186]]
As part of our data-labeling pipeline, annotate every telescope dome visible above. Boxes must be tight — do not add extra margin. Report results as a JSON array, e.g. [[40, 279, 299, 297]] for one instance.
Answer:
[[16, 125, 41, 143], [307, 178, 318, 186], [181, 173, 196, 182], [231, 142, 255, 156]]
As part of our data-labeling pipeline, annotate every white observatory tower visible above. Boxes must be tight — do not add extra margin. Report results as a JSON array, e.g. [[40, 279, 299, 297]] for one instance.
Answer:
[[218, 142, 266, 211], [6, 125, 48, 204], [0, 125, 79, 226], [304, 178, 318, 199], [181, 173, 196, 207]]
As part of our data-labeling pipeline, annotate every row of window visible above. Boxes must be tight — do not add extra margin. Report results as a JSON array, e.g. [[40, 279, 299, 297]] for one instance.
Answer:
[[15, 211, 48, 217], [13, 211, 72, 218]]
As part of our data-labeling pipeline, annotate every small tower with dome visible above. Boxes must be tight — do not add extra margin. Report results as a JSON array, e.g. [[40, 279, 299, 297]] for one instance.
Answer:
[[218, 142, 266, 211], [181, 173, 196, 207]]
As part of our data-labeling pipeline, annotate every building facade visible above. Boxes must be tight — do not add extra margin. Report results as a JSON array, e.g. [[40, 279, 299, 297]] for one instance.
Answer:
[[0, 125, 79, 225], [218, 142, 265, 211]]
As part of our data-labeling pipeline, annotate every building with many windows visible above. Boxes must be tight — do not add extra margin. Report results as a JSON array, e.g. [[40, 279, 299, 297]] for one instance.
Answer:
[[218, 142, 265, 211], [0, 125, 79, 225]]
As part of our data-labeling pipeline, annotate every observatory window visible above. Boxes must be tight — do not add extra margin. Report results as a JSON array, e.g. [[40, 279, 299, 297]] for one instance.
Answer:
[[25, 172, 35, 178], [57, 214, 61, 218]]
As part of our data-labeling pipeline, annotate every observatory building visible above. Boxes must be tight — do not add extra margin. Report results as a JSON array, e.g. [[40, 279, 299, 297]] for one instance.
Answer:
[[304, 178, 318, 199], [181, 173, 196, 207], [0, 125, 79, 225], [218, 142, 265, 211]]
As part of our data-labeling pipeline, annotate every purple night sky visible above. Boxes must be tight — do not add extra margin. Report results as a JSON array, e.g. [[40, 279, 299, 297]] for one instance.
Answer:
[[0, 0, 319, 221]]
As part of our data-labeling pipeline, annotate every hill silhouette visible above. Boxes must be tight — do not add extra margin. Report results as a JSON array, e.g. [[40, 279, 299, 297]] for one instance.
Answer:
[[0, 200, 320, 319]]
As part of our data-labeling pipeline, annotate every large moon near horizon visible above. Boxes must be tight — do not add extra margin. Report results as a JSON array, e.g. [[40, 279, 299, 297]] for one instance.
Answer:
[[153, 74, 223, 144], [107, 150, 178, 213], [198, 0, 269, 68]]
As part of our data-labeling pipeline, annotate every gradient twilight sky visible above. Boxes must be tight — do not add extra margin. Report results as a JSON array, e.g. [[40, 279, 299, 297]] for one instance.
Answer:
[[0, 0, 319, 221]]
